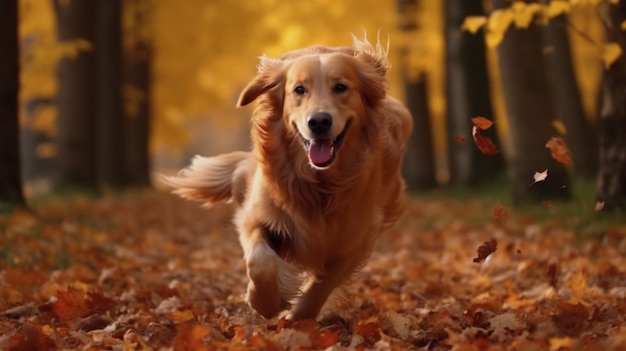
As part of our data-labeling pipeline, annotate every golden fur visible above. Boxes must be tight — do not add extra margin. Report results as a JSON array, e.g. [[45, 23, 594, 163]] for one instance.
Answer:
[[163, 37, 413, 320]]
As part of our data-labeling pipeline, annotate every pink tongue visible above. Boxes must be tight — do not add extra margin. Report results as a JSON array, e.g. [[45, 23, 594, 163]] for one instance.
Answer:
[[308, 139, 333, 165]]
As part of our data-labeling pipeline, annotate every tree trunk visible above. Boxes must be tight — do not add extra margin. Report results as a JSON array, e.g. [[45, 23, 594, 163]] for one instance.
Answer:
[[402, 73, 437, 190], [542, 9, 598, 178], [492, 0, 570, 205], [97, 0, 125, 187], [123, 0, 152, 187], [596, 2, 626, 211], [445, 0, 504, 187], [0, 0, 25, 210], [54, 0, 98, 191], [397, 0, 437, 190]]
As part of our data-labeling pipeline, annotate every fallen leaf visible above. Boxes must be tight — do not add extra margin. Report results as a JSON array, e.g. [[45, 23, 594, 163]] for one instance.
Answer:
[[550, 337, 574, 350], [473, 238, 497, 263], [52, 287, 90, 321], [546, 136, 572, 165]]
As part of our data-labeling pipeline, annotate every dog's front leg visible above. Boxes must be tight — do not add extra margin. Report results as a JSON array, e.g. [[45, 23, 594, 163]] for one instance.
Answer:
[[243, 228, 283, 319], [290, 259, 355, 320]]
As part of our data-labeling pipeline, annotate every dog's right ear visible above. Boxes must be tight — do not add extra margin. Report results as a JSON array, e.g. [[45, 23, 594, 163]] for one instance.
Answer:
[[237, 56, 284, 107]]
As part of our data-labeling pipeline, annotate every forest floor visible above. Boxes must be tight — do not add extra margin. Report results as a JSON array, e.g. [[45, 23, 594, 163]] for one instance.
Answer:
[[1, 189, 626, 350]]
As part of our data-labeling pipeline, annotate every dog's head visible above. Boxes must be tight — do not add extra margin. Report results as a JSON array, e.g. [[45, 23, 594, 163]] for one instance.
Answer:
[[237, 38, 389, 170]]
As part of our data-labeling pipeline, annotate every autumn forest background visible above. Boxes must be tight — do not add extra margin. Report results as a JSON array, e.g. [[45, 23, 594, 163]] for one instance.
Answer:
[[1, 0, 626, 350]]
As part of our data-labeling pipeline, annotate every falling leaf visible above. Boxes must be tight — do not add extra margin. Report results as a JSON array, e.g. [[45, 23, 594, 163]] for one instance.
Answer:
[[456, 135, 466, 143], [472, 126, 500, 155], [546, 137, 572, 165], [461, 16, 488, 34], [530, 169, 548, 186], [471, 116, 495, 130], [551, 120, 567, 135], [602, 43, 622, 69], [542, 200, 553, 207], [594, 201, 605, 212], [473, 238, 497, 263]]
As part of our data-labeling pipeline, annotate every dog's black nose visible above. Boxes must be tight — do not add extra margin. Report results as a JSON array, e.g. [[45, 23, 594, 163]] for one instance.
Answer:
[[307, 112, 332, 135]]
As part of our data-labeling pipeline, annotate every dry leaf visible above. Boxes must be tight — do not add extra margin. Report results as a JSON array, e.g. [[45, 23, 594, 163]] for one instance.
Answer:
[[472, 126, 500, 155], [473, 238, 497, 263], [594, 201, 605, 212], [492, 202, 509, 223], [530, 169, 548, 186], [471, 116, 495, 130], [546, 136, 572, 165]]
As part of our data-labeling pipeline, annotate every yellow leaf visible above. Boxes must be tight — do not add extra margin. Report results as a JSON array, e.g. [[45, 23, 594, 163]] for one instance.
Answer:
[[461, 16, 488, 34], [552, 120, 567, 135], [603, 42, 622, 69], [550, 337, 573, 351], [546, 1, 571, 18], [486, 9, 514, 48], [512, 3, 544, 28]]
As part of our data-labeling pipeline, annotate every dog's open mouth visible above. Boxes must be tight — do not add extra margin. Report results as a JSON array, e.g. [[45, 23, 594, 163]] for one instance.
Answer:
[[302, 120, 352, 169]]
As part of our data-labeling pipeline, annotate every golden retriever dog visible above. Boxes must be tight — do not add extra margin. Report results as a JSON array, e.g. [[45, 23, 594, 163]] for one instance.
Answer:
[[163, 37, 413, 320]]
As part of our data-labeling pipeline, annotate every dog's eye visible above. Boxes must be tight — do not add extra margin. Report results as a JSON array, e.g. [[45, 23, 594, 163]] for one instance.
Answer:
[[333, 83, 348, 93], [294, 86, 306, 95]]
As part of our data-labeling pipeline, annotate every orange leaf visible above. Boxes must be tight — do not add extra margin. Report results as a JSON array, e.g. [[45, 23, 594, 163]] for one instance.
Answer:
[[52, 287, 90, 321], [542, 200, 553, 207], [10, 321, 55, 351], [473, 238, 497, 263], [472, 126, 500, 155], [471, 116, 495, 130], [545, 136, 572, 165]]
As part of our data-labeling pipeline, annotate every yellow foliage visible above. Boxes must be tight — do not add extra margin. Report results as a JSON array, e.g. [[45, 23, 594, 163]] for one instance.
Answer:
[[486, 9, 514, 48], [511, 3, 544, 28], [546, 1, 572, 18], [602, 42, 623, 69], [461, 16, 487, 34]]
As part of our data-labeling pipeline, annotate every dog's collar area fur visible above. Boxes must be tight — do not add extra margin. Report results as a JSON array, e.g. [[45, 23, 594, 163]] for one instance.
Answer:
[[297, 119, 352, 170]]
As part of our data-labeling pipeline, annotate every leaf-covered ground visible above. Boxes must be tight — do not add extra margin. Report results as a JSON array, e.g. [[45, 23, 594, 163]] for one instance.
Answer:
[[1, 191, 626, 350]]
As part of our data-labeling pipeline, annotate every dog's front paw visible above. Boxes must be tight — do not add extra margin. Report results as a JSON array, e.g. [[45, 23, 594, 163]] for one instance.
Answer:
[[246, 281, 282, 319]]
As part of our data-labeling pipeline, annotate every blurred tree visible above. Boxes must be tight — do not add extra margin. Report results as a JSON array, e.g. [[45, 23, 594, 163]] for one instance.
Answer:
[[53, 0, 98, 191], [491, 0, 570, 205], [445, 0, 504, 187], [97, 0, 125, 187], [541, 1, 598, 179], [122, 0, 152, 186], [397, 0, 437, 190], [0, 0, 25, 210], [596, 1, 626, 211]]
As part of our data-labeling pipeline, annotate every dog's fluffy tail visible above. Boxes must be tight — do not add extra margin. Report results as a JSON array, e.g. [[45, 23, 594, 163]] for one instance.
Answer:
[[160, 151, 253, 207]]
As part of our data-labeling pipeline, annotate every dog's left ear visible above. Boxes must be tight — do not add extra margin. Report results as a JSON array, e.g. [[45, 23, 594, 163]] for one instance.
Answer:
[[237, 56, 284, 107], [353, 39, 389, 107]]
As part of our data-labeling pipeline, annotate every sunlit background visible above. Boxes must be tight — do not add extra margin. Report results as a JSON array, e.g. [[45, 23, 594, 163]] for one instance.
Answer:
[[18, 0, 604, 195]]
